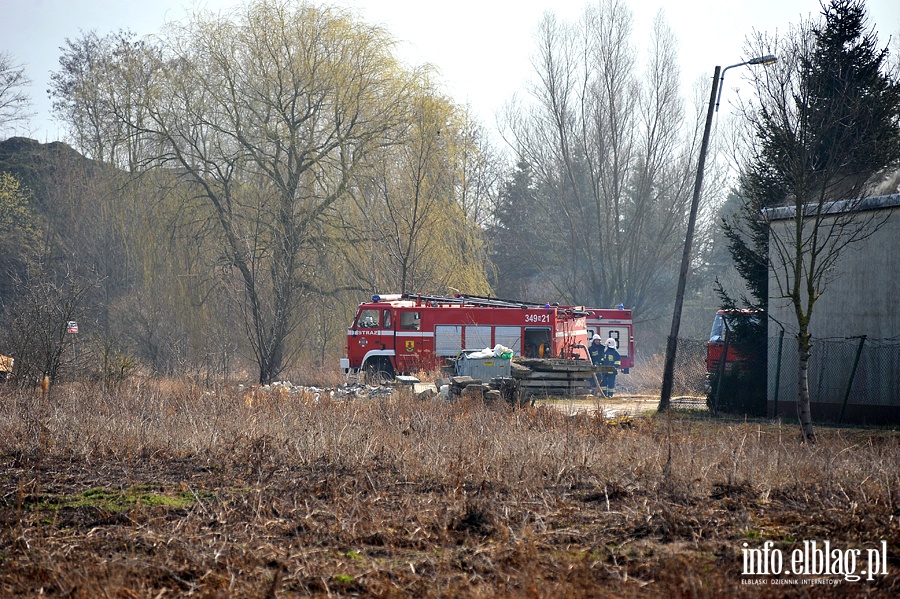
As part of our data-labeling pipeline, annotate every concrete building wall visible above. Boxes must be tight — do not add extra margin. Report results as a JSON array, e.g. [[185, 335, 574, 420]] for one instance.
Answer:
[[767, 195, 900, 423]]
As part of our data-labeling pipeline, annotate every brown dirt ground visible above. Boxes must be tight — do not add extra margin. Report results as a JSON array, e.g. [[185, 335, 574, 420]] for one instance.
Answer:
[[3, 447, 897, 598], [1, 385, 898, 598]]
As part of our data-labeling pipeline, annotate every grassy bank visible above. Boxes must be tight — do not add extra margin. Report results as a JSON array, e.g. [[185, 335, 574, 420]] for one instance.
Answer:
[[1, 380, 897, 597]]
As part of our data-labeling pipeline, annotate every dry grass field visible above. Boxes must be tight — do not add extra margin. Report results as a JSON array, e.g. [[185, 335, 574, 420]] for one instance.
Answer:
[[1, 379, 898, 597]]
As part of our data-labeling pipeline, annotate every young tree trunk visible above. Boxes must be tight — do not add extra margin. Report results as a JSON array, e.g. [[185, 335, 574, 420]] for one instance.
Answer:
[[796, 330, 816, 441], [259, 340, 283, 385]]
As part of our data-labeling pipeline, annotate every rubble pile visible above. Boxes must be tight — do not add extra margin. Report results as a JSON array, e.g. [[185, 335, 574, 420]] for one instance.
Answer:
[[238, 380, 395, 402]]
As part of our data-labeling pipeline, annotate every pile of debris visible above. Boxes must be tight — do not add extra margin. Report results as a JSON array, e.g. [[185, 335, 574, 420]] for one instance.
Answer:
[[237, 356, 598, 407], [435, 376, 511, 404], [238, 380, 395, 403]]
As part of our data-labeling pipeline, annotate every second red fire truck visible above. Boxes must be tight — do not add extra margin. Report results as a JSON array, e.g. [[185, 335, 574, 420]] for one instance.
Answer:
[[705, 309, 759, 376], [341, 293, 635, 380]]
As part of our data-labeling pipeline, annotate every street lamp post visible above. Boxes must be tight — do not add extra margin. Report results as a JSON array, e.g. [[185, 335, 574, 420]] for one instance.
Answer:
[[658, 55, 776, 412], [716, 55, 777, 112]]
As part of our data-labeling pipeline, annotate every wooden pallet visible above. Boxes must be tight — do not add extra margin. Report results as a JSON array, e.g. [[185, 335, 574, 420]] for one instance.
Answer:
[[510, 358, 598, 398], [445, 359, 600, 407]]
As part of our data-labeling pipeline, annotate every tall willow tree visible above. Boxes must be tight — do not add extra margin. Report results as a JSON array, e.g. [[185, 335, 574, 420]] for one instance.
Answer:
[[346, 84, 492, 296], [499, 0, 701, 315], [130, 0, 414, 383], [0, 172, 39, 305]]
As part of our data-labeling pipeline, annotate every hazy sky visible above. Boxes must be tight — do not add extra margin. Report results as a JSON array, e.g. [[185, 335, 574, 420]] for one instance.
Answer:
[[2, 0, 899, 145]]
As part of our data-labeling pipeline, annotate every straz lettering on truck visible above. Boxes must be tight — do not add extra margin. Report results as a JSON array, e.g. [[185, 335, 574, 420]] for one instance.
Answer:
[[340, 293, 635, 378]]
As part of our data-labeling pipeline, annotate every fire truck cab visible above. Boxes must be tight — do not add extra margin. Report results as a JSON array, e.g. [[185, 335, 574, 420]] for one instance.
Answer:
[[341, 294, 591, 378]]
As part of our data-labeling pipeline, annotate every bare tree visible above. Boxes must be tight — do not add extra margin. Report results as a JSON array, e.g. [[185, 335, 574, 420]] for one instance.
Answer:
[[0, 51, 33, 134], [50, 30, 159, 170], [499, 1, 701, 315], [3, 263, 97, 386], [744, 0, 900, 439], [455, 108, 504, 229]]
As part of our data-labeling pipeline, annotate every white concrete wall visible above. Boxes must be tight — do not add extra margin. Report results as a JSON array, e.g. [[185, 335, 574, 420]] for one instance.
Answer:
[[767, 199, 899, 419], [768, 206, 900, 341]]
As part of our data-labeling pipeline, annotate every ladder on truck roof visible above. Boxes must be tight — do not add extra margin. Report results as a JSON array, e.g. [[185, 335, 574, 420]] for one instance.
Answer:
[[401, 293, 527, 308], [395, 293, 590, 317], [453, 294, 591, 318], [459, 294, 622, 319]]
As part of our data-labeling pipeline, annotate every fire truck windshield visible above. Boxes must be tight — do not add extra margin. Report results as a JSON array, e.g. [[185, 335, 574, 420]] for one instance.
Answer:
[[357, 309, 380, 328], [709, 311, 760, 342], [710, 313, 725, 342]]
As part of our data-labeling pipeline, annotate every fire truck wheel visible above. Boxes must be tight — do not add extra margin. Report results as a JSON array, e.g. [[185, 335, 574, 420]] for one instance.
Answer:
[[364, 361, 394, 386]]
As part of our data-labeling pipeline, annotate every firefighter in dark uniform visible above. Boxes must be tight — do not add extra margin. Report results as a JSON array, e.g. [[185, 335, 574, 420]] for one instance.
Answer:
[[600, 337, 621, 397], [587, 334, 604, 364], [587, 334, 604, 390]]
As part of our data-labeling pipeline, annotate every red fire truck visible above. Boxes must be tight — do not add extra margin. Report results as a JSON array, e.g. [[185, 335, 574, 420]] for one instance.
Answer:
[[341, 293, 592, 379], [705, 309, 757, 375], [454, 295, 635, 371]]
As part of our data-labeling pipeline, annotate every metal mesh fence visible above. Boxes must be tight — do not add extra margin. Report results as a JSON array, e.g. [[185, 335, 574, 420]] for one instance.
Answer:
[[769, 336, 900, 407], [592, 338, 709, 399], [671, 338, 709, 398]]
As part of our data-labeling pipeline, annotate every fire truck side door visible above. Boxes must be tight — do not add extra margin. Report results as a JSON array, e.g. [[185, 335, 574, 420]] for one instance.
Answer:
[[494, 326, 521, 356], [435, 325, 462, 356], [395, 310, 424, 368]]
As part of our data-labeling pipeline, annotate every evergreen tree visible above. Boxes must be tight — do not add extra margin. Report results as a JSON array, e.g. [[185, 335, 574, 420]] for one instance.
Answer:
[[488, 159, 542, 299]]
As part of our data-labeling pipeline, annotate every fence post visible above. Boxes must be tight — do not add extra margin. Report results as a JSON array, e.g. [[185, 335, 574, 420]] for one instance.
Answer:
[[712, 322, 731, 415], [773, 329, 784, 419], [839, 335, 866, 425]]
